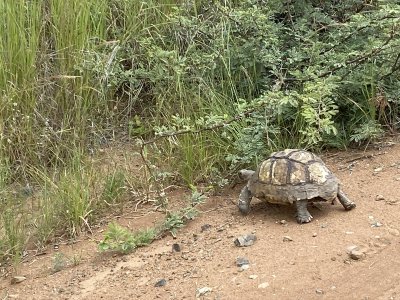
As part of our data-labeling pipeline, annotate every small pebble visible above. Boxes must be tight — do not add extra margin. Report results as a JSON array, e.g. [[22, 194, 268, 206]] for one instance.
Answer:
[[154, 279, 167, 287], [283, 236, 293, 242], [312, 233, 317, 237], [349, 250, 365, 260], [236, 257, 250, 267], [375, 195, 385, 201], [196, 287, 212, 298], [371, 221, 383, 228], [234, 234, 257, 247], [347, 246, 366, 260], [11, 276, 26, 284], [388, 228, 400, 236], [249, 275, 258, 279], [239, 264, 250, 271], [201, 224, 212, 232], [279, 220, 287, 225], [258, 282, 269, 289], [316, 288, 324, 295], [386, 199, 399, 205], [172, 244, 181, 252]]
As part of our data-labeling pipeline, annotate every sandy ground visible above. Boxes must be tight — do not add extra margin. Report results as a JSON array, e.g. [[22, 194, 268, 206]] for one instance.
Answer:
[[1, 141, 400, 300]]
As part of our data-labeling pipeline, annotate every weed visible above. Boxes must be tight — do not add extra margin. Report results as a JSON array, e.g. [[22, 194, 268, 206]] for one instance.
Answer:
[[51, 252, 81, 273], [52, 252, 67, 274], [98, 223, 155, 255]]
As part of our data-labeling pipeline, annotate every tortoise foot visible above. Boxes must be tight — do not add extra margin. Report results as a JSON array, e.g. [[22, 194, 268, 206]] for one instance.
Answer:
[[295, 199, 313, 224], [344, 202, 356, 211], [296, 214, 313, 224], [238, 203, 250, 215]]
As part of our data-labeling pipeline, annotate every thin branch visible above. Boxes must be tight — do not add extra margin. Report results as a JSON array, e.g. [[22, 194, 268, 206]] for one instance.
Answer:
[[380, 51, 400, 80]]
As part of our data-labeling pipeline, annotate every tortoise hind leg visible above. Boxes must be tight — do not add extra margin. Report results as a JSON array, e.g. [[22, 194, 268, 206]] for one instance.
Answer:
[[238, 186, 252, 215], [295, 200, 313, 223], [337, 189, 356, 210]]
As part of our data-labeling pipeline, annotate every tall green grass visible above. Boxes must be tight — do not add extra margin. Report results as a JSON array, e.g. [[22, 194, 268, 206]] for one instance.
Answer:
[[0, 0, 180, 261]]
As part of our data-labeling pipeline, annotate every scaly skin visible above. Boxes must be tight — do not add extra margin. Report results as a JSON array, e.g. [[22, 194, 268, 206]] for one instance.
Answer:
[[295, 199, 313, 223], [238, 185, 252, 214], [337, 189, 356, 210]]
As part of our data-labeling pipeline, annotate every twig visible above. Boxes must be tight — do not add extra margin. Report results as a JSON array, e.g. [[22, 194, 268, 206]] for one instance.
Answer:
[[345, 151, 387, 163]]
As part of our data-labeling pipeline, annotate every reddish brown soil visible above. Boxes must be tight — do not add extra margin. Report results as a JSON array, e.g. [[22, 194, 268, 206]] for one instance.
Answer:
[[2, 141, 400, 300]]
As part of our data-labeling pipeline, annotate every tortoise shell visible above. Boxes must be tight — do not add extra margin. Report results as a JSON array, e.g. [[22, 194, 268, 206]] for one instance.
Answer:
[[249, 149, 339, 204]]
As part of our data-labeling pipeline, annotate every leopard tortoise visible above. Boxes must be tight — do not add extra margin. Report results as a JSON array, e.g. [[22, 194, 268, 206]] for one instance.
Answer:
[[238, 149, 356, 223]]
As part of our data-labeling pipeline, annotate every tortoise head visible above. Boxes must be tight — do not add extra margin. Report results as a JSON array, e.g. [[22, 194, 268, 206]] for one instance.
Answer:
[[238, 169, 255, 181]]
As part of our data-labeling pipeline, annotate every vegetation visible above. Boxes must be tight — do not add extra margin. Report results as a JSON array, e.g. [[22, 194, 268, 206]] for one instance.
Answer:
[[99, 223, 156, 255], [1, 1, 400, 262], [99, 189, 206, 254]]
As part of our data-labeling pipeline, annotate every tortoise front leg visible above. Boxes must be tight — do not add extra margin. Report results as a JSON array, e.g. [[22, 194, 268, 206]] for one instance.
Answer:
[[238, 186, 252, 214], [337, 189, 356, 210], [295, 200, 313, 223]]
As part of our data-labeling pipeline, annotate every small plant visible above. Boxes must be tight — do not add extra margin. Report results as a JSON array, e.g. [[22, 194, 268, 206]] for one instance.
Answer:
[[160, 188, 207, 237], [99, 223, 155, 254], [162, 212, 185, 238], [52, 252, 67, 274], [51, 252, 81, 273]]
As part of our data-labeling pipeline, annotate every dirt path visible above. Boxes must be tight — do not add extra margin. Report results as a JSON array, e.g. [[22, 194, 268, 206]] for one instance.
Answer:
[[2, 142, 400, 299]]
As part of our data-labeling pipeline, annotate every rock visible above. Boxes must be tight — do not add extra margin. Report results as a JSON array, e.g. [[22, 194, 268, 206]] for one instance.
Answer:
[[283, 236, 293, 242], [315, 288, 324, 295], [385, 199, 399, 205], [279, 220, 287, 225], [375, 195, 385, 201], [312, 233, 317, 237], [239, 264, 250, 271], [387, 228, 400, 236], [234, 234, 257, 247], [236, 257, 250, 267], [371, 221, 383, 228], [201, 224, 212, 232], [196, 287, 212, 298], [249, 275, 258, 279], [172, 243, 181, 252], [154, 279, 167, 287], [258, 282, 270, 289], [347, 246, 366, 260], [349, 249, 365, 260], [374, 167, 383, 173], [11, 276, 26, 284]]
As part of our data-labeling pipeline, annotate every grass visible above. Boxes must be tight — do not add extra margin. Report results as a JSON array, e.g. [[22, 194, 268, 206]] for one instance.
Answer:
[[0, 0, 182, 261]]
